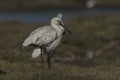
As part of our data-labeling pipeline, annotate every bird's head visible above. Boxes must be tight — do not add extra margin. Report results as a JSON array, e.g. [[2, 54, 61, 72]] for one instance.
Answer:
[[51, 17, 72, 35], [51, 17, 61, 25]]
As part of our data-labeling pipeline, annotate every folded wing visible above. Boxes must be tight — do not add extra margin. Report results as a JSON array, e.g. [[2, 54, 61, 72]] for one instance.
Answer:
[[23, 26, 57, 47]]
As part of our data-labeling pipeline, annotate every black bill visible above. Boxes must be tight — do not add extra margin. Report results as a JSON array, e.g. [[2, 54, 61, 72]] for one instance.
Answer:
[[59, 22, 72, 35]]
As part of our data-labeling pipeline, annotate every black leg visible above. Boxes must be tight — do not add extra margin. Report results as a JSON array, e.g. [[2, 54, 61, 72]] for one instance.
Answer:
[[47, 52, 51, 69], [43, 47, 51, 69], [41, 48, 44, 67]]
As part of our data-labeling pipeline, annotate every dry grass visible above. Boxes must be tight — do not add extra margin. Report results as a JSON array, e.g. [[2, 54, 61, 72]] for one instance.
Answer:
[[0, 14, 120, 80]]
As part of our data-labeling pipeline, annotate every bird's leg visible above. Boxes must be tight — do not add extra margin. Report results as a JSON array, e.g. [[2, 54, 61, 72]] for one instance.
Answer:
[[47, 51, 51, 69], [41, 48, 44, 68], [43, 47, 51, 69]]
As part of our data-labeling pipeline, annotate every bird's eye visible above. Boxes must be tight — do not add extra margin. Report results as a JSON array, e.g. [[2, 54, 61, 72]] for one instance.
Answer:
[[57, 20, 59, 22]]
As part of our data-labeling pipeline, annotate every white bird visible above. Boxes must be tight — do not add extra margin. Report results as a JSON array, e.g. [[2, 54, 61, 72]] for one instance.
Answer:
[[32, 13, 63, 58], [22, 13, 72, 69]]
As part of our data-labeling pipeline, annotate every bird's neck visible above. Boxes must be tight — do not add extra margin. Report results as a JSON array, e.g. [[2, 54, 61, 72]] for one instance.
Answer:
[[51, 24, 64, 37]]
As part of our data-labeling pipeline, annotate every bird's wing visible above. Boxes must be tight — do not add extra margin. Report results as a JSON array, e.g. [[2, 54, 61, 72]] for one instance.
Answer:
[[23, 26, 57, 47]]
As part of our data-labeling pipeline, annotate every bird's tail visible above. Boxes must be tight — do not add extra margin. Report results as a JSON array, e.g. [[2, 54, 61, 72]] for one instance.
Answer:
[[32, 48, 41, 58]]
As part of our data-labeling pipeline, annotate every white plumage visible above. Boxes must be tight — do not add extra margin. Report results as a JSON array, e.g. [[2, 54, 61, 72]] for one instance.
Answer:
[[32, 48, 41, 58], [22, 13, 71, 69], [46, 13, 64, 52], [23, 26, 57, 47], [23, 13, 64, 57]]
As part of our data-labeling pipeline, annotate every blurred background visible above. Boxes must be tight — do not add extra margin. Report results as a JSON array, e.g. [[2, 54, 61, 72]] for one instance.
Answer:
[[0, 0, 120, 80]]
